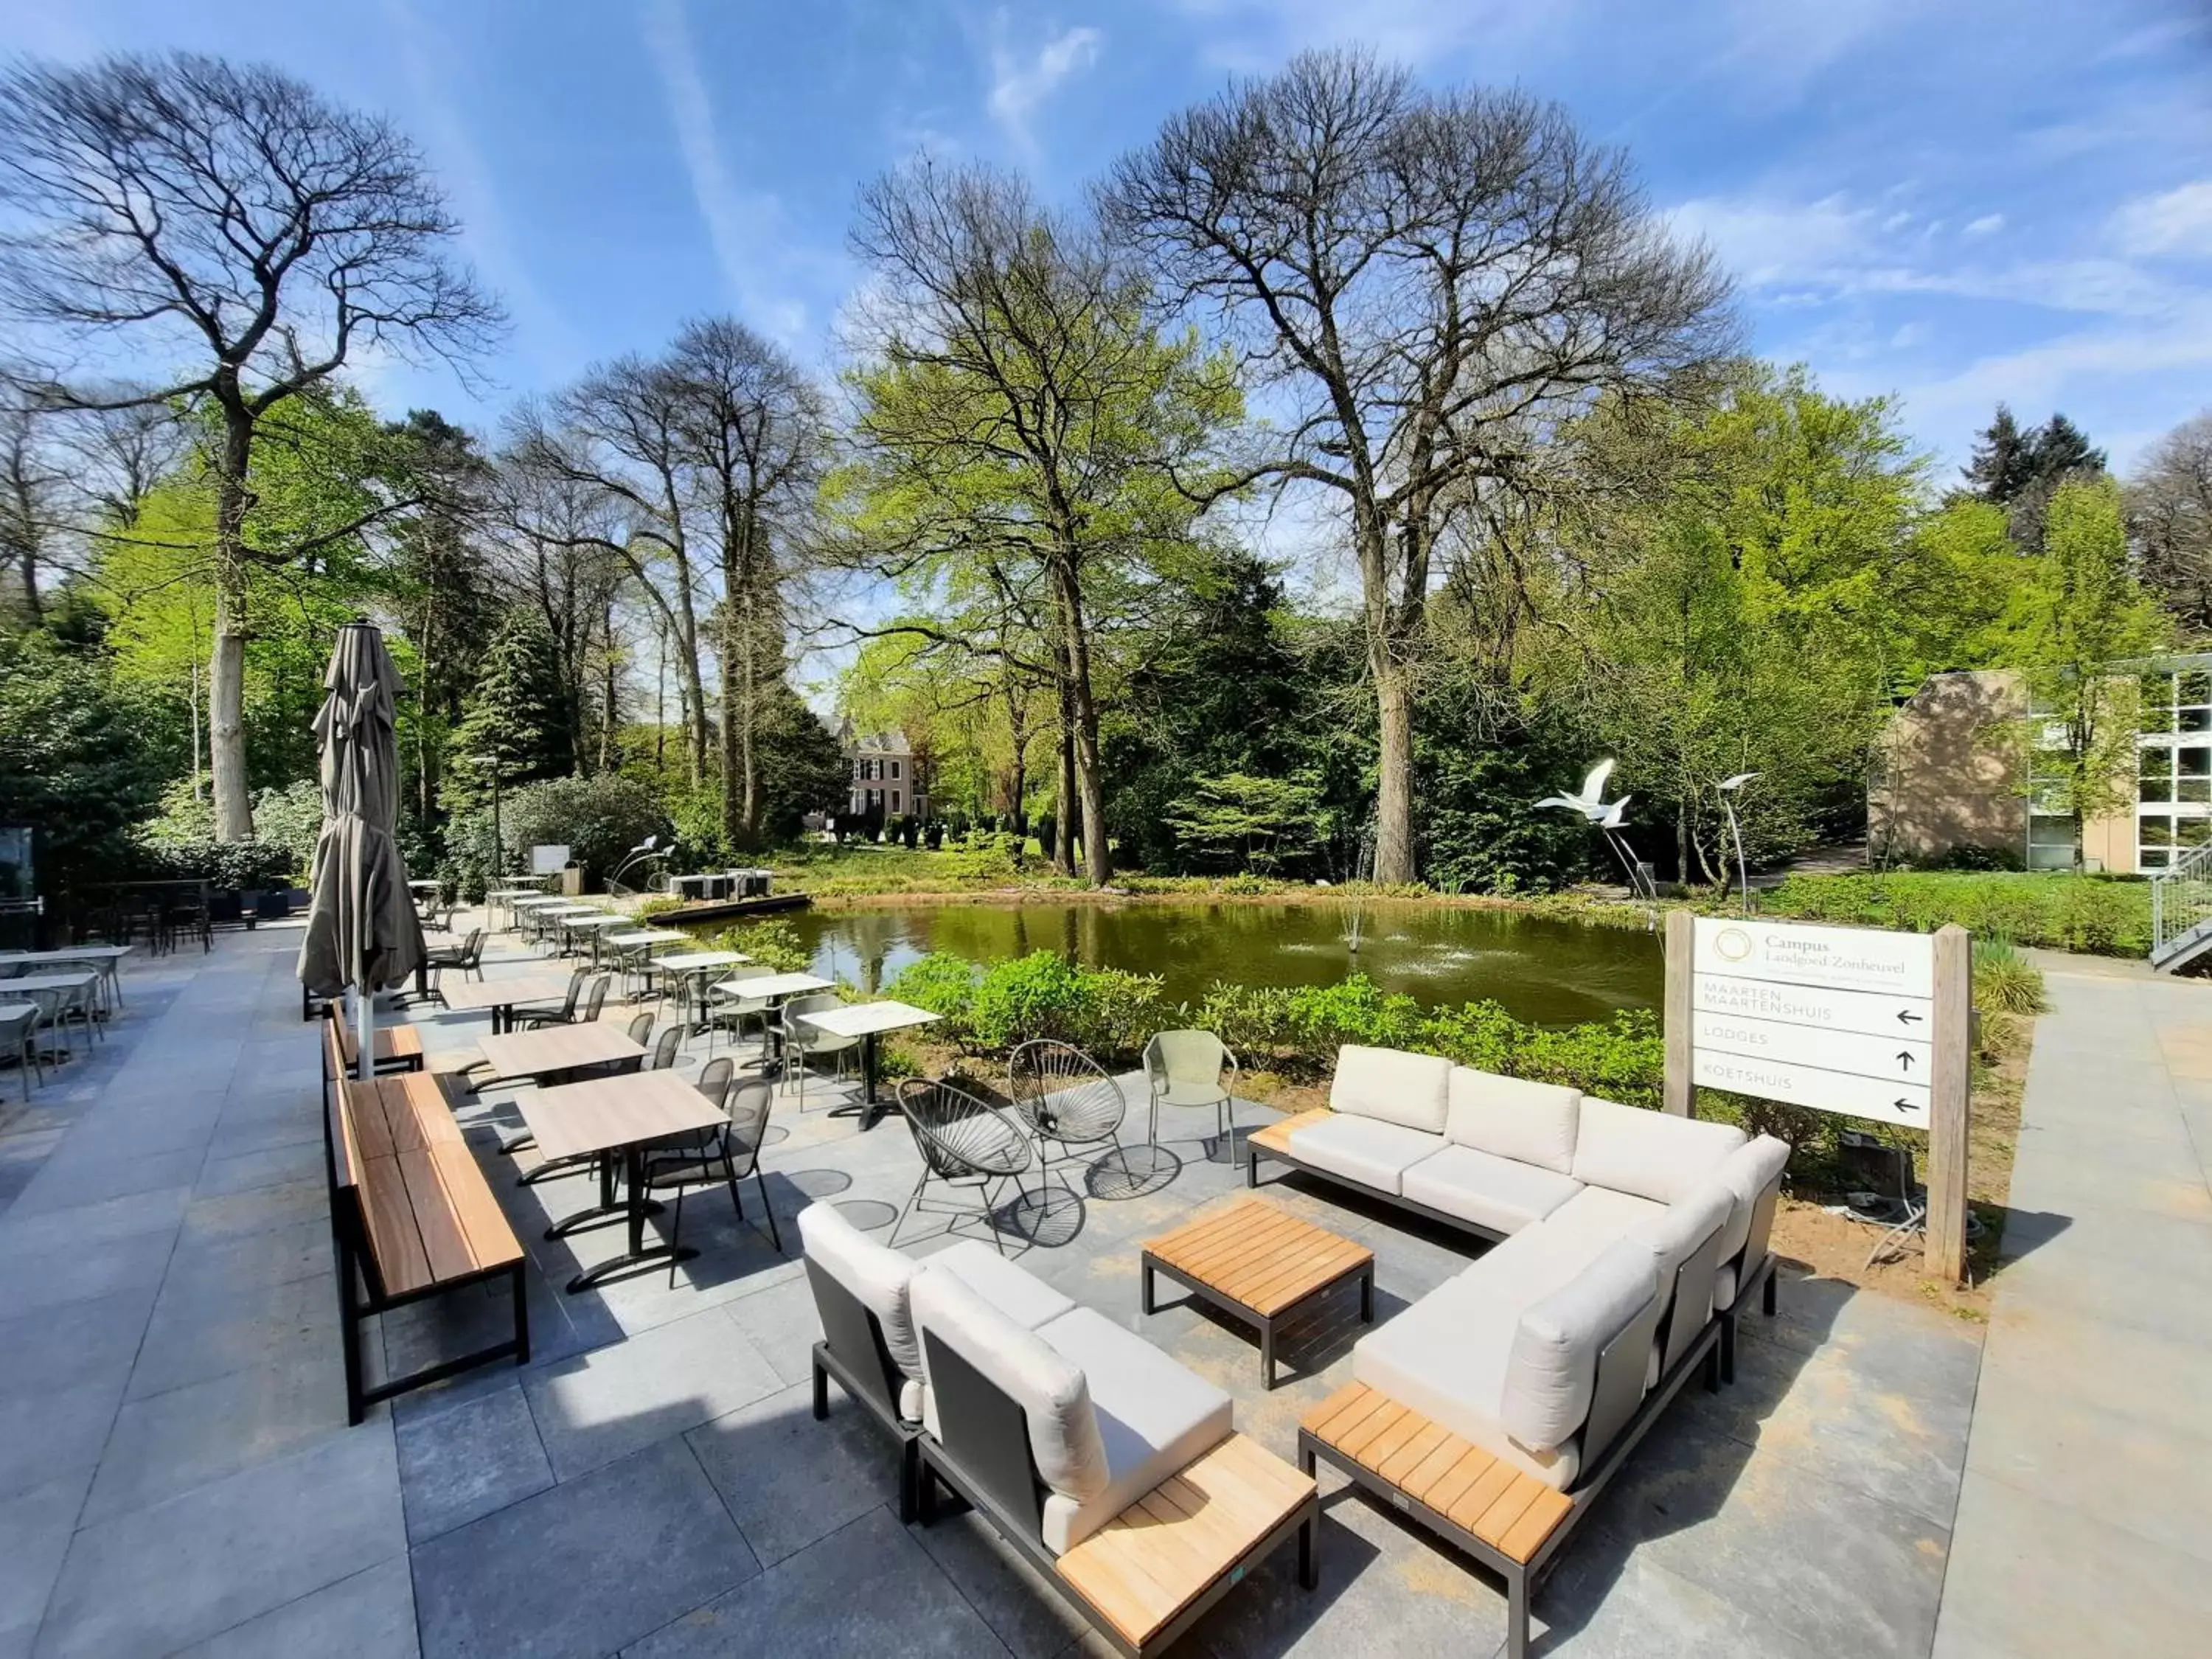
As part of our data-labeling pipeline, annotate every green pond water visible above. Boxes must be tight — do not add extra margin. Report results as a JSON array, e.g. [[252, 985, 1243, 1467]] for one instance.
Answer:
[[753, 901, 1663, 1028]]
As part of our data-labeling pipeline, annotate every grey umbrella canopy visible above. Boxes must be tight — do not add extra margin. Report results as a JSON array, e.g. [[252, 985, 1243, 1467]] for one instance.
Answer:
[[297, 623, 425, 1024]]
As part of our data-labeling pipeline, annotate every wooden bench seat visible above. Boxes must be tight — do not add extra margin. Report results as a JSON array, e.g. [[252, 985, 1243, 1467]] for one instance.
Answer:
[[1055, 1433, 1318, 1655], [324, 1040, 528, 1424], [329, 1012, 423, 1073]]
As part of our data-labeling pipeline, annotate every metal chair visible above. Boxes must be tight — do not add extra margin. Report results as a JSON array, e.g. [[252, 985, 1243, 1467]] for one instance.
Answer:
[[651, 1065, 782, 1281], [1, 1002, 43, 1102], [1009, 1039, 1134, 1192], [1141, 1029, 1242, 1153], [624, 1010, 655, 1046], [515, 967, 589, 1030], [779, 992, 860, 1110], [577, 974, 613, 1024], [706, 964, 776, 1060], [647, 1022, 684, 1071], [891, 1078, 1034, 1255]]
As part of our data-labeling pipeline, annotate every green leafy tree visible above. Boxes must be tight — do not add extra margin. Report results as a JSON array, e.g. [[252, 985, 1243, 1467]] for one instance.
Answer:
[[1164, 773, 1332, 874]]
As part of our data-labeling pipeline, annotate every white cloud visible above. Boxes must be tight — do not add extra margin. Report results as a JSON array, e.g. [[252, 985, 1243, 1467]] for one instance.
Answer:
[[1964, 212, 2005, 236], [1667, 195, 1877, 285], [986, 20, 1103, 150], [641, 0, 812, 343], [2111, 179, 2212, 259]]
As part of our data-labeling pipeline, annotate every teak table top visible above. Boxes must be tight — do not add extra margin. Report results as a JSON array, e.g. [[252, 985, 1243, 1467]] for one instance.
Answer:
[[1141, 1196, 1372, 1319], [518, 1068, 727, 1163], [477, 1021, 645, 1079]]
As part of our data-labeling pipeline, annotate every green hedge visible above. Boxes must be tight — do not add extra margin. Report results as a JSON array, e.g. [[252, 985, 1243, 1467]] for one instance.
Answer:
[[1756, 872, 2151, 957], [881, 951, 1667, 1107]]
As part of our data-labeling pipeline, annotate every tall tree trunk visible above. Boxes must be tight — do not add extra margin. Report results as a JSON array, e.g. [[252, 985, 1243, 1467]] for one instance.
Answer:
[[209, 405, 256, 841], [717, 608, 741, 853], [1053, 560, 1110, 886], [599, 598, 617, 771], [1371, 652, 1415, 885], [1004, 677, 1030, 836], [1054, 682, 1077, 873]]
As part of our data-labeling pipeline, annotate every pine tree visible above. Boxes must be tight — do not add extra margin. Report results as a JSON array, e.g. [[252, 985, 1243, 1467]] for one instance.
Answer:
[[443, 611, 574, 808], [2025, 412, 2106, 483], [1962, 404, 2033, 502]]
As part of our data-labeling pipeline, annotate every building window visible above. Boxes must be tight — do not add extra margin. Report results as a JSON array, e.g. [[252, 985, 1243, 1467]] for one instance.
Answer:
[[891, 790, 901, 813], [889, 759, 902, 781]]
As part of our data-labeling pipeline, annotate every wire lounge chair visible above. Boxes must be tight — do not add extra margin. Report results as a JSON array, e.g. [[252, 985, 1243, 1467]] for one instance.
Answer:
[[892, 1077, 1034, 1254], [1009, 1040, 1136, 1194]]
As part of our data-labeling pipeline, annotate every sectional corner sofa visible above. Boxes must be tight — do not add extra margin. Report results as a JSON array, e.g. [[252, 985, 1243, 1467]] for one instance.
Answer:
[[1251, 1044, 1790, 1658], [799, 1203, 1318, 1658]]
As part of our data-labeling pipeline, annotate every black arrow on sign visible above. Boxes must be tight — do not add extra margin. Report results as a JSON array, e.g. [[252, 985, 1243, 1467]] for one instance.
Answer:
[[1896, 1009, 1923, 1025], [1895, 1099, 1915, 1113], [1896, 1051, 1916, 1071]]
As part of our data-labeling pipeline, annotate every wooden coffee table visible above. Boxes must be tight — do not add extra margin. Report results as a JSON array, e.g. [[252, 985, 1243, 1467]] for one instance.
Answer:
[[1141, 1196, 1375, 1388]]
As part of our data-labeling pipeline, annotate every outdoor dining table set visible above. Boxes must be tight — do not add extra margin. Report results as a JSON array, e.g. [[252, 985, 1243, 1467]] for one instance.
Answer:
[[0, 945, 133, 1096]]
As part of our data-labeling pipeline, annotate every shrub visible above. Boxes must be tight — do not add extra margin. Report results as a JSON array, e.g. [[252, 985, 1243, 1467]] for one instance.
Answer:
[[1972, 936, 2047, 1015], [969, 951, 1090, 1048], [702, 917, 811, 973], [1759, 872, 2150, 957], [249, 779, 324, 877], [883, 952, 981, 1044], [500, 773, 671, 882]]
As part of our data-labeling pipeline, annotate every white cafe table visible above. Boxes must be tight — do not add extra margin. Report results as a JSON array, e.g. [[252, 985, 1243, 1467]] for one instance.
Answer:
[[796, 1000, 941, 1129], [650, 950, 752, 1029]]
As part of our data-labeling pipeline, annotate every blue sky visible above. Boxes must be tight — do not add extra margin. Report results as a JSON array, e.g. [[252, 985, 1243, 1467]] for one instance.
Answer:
[[4, 0, 2210, 474]]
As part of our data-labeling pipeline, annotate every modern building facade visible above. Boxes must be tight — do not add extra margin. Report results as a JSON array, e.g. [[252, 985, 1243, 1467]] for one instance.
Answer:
[[1871, 655, 2212, 873]]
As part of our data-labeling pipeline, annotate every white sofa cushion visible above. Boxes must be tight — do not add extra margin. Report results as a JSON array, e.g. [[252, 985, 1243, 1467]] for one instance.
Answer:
[[799, 1200, 922, 1391], [1352, 1273, 1580, 1492], [910, 1270, 1108, 1516], [1570, 1099, 1746, 1205], [1709, 1135, 1791, 1265], [1499, 1239, 1660, 1452], [1446, 1069, 1582, 1174], [1491, 1185, 1667, 1284], [924, 1239, 1077, 1331], [1287, 1113, 1444, 1196], [1401, 1144, 1582, 1237], [1032, 1307, 1234, 1555], [1330, 1045, 1453, 1134]]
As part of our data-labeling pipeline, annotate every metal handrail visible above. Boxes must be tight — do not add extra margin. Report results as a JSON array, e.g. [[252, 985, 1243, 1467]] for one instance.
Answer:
[[2150, 841, 2212, 957]]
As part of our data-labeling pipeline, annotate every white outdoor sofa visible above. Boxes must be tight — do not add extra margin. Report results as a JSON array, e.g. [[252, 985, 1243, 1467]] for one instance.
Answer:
[[1248, 1045, 1790, 1659], [799, 1203, 1318, 1657]]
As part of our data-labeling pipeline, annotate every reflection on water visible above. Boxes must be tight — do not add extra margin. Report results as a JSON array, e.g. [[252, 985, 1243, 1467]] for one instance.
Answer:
[[750, 900, 1661, 1028]]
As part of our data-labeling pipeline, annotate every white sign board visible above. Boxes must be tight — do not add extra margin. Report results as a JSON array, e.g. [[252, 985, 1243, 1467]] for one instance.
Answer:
[[529, 844, 571, 875], [1689, 917, 1935, 1125]]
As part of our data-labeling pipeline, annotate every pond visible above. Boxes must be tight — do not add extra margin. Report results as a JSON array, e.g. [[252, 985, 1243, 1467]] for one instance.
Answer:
[[753, 900, 1663, 1028]]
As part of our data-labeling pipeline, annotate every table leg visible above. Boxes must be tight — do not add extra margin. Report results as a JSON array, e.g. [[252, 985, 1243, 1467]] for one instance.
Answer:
[[563, 1142, 698, 1293], [1360, 1266, 1375, 1324], [545, 1151, 663, 1242], [1262, 1316, 1276, 1390]]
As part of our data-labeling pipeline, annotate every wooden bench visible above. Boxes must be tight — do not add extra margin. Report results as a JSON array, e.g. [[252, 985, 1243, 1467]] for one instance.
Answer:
[[324, 1065, 529, 1424], [327, 1009, 425, 1074]]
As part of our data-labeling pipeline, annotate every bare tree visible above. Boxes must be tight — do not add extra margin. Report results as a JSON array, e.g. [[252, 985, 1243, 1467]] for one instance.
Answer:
[[846, 159, 1228, 884], [667, 319, 826, 849], [0, 392, 64, 624], [0, 52, 501, 837], [1102, 49, 1734, 882], [63, 397, 192, 530], [2132, 411, 2212, 635]]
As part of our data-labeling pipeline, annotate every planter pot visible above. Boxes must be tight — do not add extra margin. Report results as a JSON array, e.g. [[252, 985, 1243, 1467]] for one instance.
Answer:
[[255, 890, 291, 919], [208, 889, 244, 925]]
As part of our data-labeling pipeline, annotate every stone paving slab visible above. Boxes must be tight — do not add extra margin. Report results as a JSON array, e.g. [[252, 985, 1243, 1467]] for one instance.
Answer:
[[0, 922, 2010, 1659]]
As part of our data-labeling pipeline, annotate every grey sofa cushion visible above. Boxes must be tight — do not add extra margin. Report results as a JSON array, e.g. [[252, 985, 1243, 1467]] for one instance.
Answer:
[[1287, 1113, 1445, 1195], [1401, 1144, 1582, 1236], [1628, 1181, 1735, 1327], [1570, 1098, 1746, 1205], [1499, 1239, 1660, 1452], [1486, 1185, 1666, 1288], [1446, 1068, 1582, 1174], [799, 1201, 922, 1397], [1032, 1307, 1234, 1555], [1709, 1134, 1791, 1265], [1352, 1271, 1581, 1492], [1330, 1044, 1453, 1134], [925, 1239, 1077, 1331], [911, 1269, 1108, 1518]]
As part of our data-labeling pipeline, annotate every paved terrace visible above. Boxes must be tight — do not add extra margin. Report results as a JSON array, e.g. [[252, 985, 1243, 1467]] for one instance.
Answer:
[[1, 922, 1996, 1658]]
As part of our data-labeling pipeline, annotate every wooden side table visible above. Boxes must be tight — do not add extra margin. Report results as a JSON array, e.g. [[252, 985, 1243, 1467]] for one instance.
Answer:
[[1140, 1196, 1375, 1388]]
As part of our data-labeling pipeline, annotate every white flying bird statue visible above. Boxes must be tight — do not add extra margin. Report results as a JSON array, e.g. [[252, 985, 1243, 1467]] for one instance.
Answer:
[[1533, 759, 1617, 821]]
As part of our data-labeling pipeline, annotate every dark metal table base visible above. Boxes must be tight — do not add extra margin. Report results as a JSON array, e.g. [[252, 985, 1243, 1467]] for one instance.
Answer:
[[826, 1032, 905, 1130], [1141, 1251, 1374, 1389], [546, 1144, 692, 1292]]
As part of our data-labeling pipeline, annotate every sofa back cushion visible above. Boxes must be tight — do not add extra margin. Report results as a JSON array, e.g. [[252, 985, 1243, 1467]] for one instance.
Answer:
[[1331, 1045, 1453, 1135], [1446, 1069, 1582, 1174], [799, 1200, 921, 1380], [1630, 1182, 1734, 1298], [911, 1269, 1108, 1509], [1710, 1135, 1792, 1265], [1499, 1239, 1659, 1453], [1570, 1098, 1746, 1205]]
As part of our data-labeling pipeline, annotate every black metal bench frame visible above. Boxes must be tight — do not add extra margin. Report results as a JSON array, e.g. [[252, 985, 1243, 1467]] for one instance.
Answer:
[[806, 1257, 923, 1522]]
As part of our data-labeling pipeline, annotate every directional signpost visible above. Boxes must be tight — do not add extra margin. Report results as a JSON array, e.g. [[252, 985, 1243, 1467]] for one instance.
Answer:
[[1663, 911, 1972, 1281]]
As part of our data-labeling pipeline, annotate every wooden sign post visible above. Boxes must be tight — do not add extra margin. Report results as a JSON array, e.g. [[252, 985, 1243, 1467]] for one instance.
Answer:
[[1663, 911, 1973, 1282]]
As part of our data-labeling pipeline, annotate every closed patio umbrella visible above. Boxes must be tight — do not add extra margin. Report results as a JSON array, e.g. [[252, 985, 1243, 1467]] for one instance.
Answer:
[[297, 622, 425, 1079]]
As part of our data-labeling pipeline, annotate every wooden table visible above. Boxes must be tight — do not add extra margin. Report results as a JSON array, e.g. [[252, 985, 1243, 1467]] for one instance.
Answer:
[[1140, 1196, 1374, 1388], [477, 1022, 646, 1085], [796, 1000, 940, 1129], [518, 1069, 728, 1291], [437, 971, 579, 1034]]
